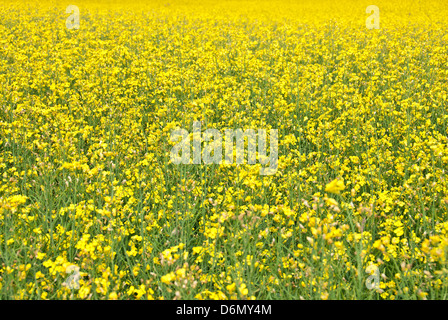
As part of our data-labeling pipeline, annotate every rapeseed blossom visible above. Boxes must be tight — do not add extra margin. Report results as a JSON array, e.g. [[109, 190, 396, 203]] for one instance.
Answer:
[[325, 179, 346, 194], [0, 0, 447, 300]]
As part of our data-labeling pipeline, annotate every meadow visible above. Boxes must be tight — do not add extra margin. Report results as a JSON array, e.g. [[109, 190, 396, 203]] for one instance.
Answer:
[[0, 0, 447, 299]]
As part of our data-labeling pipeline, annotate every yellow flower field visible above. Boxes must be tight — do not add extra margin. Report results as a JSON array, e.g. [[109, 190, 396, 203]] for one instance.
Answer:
[[0, 0, 447, 299]]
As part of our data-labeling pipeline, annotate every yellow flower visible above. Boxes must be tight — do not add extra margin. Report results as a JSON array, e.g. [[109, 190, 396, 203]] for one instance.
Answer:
[[79, 286, 90, 299], [324, 196, 338, 206], [239, 283, 248, 296], [161, 272, 176, 284], [417, 290, 428, 300], [192, 246, 203, 254], [36, 252, 46, 260], [127, 286, 135, 296], [325, 178, 345, 194], [176, 268, 186, 278], [226, 283, 236, 293]]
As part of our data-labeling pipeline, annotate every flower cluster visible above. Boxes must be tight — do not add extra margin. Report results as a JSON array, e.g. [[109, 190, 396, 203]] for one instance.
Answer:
[[0, 0, 447, 300]]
